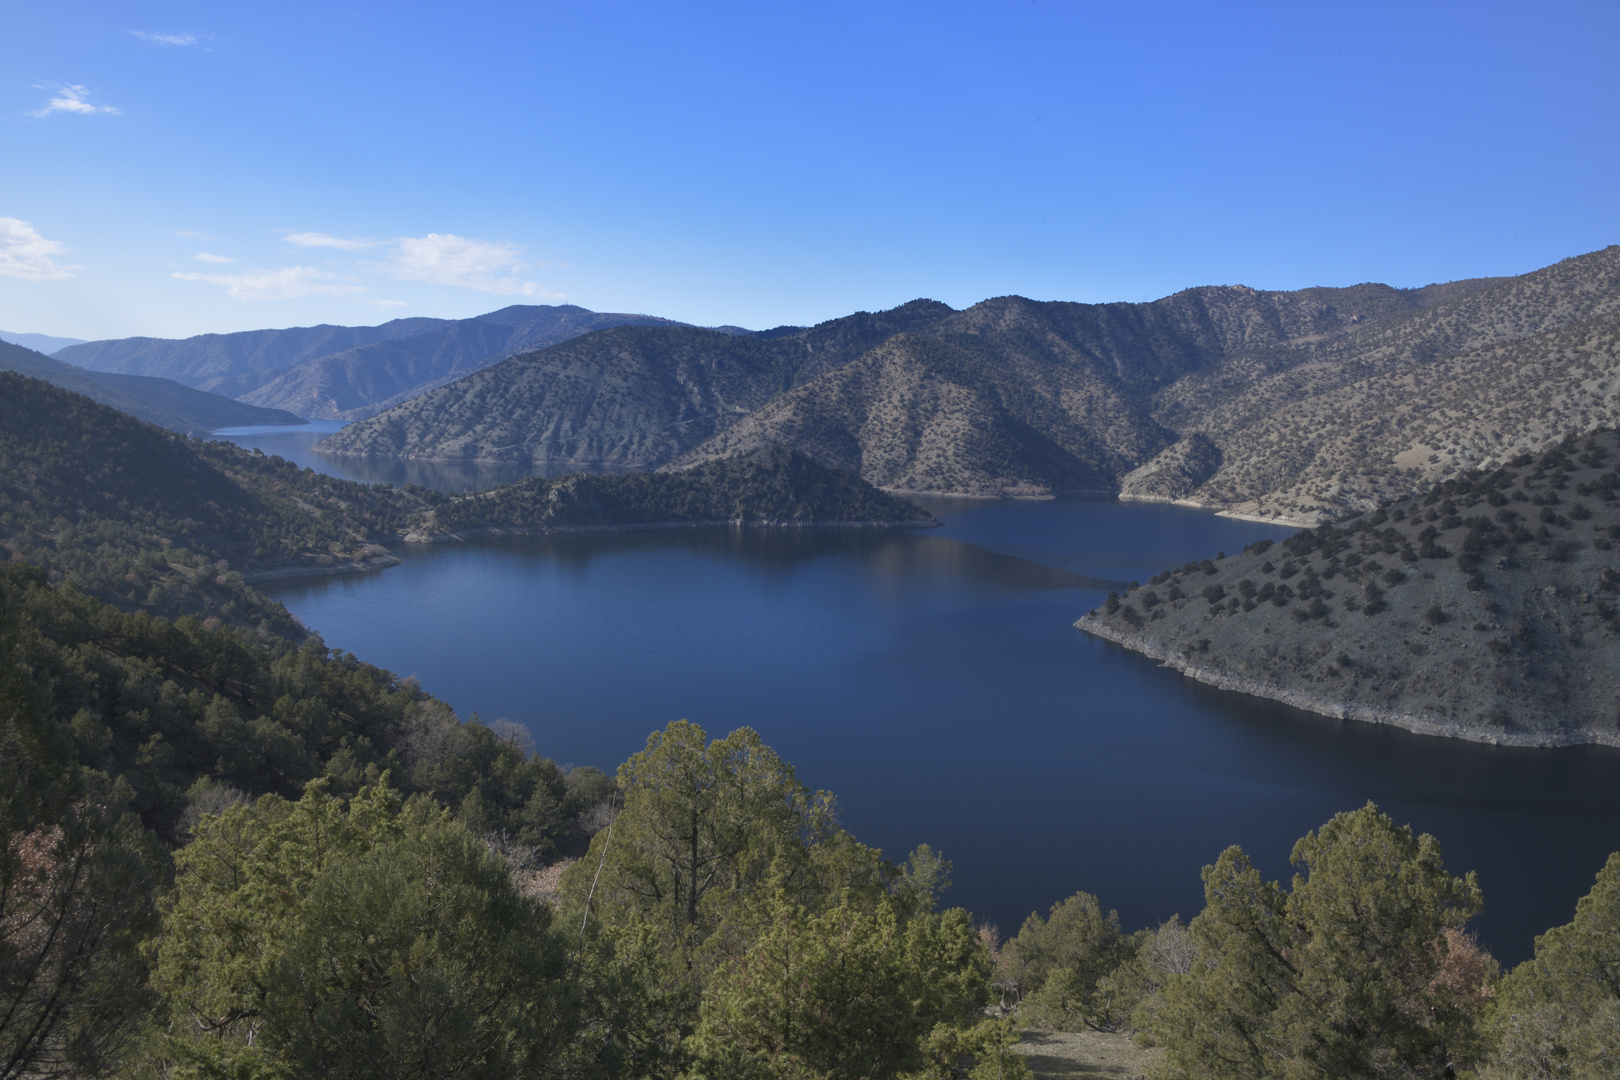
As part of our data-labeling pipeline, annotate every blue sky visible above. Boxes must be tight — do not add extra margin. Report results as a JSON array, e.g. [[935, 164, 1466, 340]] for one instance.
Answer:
[[4, 1, 1618, 340]]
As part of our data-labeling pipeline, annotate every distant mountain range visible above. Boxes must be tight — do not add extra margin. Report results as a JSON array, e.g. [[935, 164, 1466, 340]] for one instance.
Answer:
[[58, 305, 696, 421], [0, 339, 304, 435], [320, 247, 1620, 518], [0, 330, 86, 354]]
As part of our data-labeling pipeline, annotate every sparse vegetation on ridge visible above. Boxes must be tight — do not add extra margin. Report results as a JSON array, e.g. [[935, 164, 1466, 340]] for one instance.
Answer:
[[1080, 429, 1620, 744], [317, 247, 1620, 511]]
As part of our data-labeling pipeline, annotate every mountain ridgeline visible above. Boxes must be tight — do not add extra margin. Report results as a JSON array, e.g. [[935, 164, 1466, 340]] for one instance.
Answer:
[[319, 247, 1620, 515], [59, 304, 693, 421], [0, 339, 304, 435]]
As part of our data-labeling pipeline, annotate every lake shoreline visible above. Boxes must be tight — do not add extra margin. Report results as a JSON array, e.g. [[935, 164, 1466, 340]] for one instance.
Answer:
[[399, 518, 941, 543], [242, 518, 939, 583], [1116, 491, 1318, 528], [1075, 615, 1620, 750]]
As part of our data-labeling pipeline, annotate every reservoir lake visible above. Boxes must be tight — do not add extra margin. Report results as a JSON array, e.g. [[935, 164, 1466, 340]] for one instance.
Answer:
[[223, 425, 1620, 963]]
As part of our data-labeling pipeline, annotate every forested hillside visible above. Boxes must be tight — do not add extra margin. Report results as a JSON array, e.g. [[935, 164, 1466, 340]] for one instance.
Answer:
[[0, 373, 431, 632]]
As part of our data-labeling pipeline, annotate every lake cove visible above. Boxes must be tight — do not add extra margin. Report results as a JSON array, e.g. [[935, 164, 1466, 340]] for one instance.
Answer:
[[257, 492, 1620, 964]]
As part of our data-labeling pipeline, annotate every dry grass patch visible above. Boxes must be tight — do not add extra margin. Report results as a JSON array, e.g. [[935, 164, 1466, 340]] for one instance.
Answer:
[[1014, 1029, 1160, 1080]]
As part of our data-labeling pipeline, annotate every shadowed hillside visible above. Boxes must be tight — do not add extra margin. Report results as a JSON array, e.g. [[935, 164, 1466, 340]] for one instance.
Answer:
[[0, 340, 305, 434], [56, 316, 449, 385]]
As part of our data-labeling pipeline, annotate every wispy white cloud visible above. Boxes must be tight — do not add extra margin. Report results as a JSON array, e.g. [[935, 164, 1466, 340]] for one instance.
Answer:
[[386, 233, 558, 297], [373, 299, 408, 308], [171, 266, 363, 300], [285, 231, 378, 251], [30, 85, 121, 118], [131, 30, 201, 46], [0, 218, 79, 280], [193, 252, 233, 264]]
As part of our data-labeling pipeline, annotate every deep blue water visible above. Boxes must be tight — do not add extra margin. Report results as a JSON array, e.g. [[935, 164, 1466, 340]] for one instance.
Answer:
[[252, 492, 1620, 964]]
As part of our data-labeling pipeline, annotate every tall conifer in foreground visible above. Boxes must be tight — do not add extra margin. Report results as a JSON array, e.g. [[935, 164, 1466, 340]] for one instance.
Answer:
[[1149, 803, 1492, 1080], [1486, 853, 1620, 1079]]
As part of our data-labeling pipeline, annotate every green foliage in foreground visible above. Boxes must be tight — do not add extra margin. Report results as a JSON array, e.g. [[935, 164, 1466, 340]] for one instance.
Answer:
[[1, 571, 163, 1078], [141, 722, 994, 1080], [1148, 803, 1488, 1080], [685, 894, 990, 1080], [148, 782, 572, 1080], [553, 720, 988, 1078], [1486, 853, 1620, 1079]]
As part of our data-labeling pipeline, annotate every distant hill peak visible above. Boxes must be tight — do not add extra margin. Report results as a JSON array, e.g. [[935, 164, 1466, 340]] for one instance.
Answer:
[[0, 330, 87, 355]]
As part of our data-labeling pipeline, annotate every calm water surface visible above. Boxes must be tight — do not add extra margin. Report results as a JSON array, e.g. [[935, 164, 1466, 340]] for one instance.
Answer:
[[252, 488, 1620, 963], [214, 421, 598, 491]]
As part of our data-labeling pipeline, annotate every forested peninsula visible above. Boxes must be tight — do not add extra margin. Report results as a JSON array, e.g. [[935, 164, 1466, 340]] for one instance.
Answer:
[[1079, 431, 1620, 746]]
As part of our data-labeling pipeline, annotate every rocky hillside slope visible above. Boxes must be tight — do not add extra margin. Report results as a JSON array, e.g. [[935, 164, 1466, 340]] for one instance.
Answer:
[[319, 248, 1620, 509], [1148, 246, 1620, 521], [216, 304, 689, 419], [1078, 432, 1620, 745], [317, 302, 961, 465], [0, 340, 304, 434], [324, 285, 1421, 492]]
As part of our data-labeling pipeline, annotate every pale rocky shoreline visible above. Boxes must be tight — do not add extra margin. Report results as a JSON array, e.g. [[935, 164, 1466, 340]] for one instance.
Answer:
[[1076, 616, 1620, 749], [1116, 491, 1318, 528]]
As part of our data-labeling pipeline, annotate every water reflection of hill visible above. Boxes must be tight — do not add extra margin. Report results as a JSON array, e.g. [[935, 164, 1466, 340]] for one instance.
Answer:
[[213, 421, 596, 492], [448, 527, 1121, 592]]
